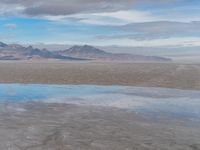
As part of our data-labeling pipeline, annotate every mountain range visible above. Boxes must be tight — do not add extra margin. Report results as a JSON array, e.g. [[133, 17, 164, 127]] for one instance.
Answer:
[[0, 42, 171, 62], [0, 42, 82, 60]]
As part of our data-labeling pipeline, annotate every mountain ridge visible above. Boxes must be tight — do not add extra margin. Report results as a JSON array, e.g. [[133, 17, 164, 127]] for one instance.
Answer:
[[58, 45, 172, 62], [0, 43, 84, 60], [0, 42, 171, 62]]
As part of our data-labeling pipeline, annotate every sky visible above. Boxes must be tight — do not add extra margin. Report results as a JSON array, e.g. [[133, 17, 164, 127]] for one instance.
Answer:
[[0, 0, 200, 48]]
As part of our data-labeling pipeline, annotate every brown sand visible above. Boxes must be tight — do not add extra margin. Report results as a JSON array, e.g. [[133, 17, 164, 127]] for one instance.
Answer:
[[0, 61, 200, 90]]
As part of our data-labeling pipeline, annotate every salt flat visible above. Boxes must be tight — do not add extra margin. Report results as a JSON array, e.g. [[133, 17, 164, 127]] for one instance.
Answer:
[[0, 84, 199, 149], [0, 62, 200, 149], [0, 102, 199, 150], [0, 61, 200, 90]]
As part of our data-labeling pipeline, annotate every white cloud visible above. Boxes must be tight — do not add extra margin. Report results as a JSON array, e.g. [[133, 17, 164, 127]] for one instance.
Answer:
[[78, 16, 127, 26], [38, 9, 200, 26], [44, 10, 159, 26], [0, 3, 24, 16], [93, 10, 158, 23]]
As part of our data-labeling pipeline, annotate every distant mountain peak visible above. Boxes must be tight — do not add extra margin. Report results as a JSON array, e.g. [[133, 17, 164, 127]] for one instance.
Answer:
[[0, 42, 8, 47], [26, 45, 34, 49], [82, 44, 95, 48], [64, 45, 108, 55], [59, 45, 171, 62]]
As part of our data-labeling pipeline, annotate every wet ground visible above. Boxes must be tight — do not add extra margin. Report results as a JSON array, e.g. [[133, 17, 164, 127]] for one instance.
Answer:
[[0, 102, 200, 150], [0, 84, 200, 150], [1, 84, 200, 121]]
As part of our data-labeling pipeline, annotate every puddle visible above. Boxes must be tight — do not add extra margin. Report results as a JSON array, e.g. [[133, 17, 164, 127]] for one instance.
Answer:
[[0, 84, 200, 120]]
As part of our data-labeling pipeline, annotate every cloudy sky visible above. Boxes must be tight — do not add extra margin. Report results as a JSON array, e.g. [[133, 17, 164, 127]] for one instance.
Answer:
[[0, 0, 200, 48]]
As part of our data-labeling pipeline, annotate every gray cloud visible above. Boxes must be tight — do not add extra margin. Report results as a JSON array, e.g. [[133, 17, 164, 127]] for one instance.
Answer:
[[122, 21, 200, 33], [0, 0, 138, 16], [0, 0, 179, 16], [97, 21, 200, 40]]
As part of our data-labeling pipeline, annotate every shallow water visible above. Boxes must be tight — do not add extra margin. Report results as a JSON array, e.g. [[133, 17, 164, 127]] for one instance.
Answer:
[[0, 84, 200, 121]]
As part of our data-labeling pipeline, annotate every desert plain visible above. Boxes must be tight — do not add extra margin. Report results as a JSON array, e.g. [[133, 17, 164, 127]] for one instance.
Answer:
[[0, 61, 200, 150], [0, 61, 200, 90]]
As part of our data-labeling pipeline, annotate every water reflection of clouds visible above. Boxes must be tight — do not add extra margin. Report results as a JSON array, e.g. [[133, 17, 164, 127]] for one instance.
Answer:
[[5, 85, 17, 96], [0, 84, 200, 120]]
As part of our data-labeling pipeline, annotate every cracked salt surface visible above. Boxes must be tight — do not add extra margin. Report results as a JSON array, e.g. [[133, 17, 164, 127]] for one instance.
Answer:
[[0, 84, 200, 120]]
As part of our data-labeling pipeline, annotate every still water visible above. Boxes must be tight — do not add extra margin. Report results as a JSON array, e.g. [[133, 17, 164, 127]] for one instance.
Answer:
[[0, 84, 200, 120]]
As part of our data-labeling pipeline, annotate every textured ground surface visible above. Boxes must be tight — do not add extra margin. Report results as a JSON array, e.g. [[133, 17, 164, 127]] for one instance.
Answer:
[[0, 61, 200, 90], [0, 61, 200, 150], [0, 102, 200, 150]]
